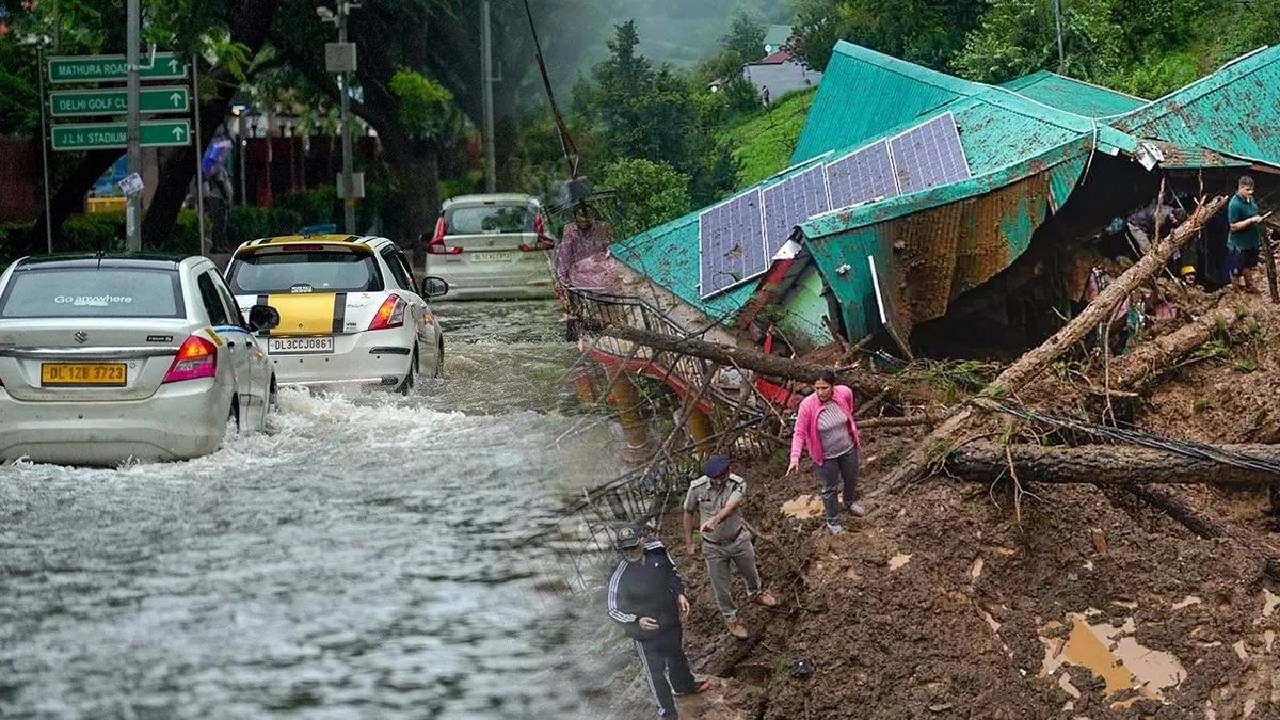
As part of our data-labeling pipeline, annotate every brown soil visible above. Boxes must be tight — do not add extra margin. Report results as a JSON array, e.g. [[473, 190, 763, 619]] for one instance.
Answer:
[[600, 286, 1280, 720]]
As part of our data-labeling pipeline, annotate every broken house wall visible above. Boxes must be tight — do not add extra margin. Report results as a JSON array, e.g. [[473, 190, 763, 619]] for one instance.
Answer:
[[776, 265, 837, 352]]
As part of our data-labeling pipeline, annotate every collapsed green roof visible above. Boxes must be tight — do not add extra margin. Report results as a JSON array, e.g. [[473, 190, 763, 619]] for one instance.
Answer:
[[609, 42, 1280, 342]]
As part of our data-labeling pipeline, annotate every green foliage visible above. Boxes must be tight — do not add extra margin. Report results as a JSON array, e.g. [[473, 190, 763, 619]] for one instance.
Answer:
[[790, 0, 985, 71], [600, 158, 692, 239], [275, 187, 340, 226], [227, 206, 305, 248], [719, 89, 816, 186], [722, 75, 764, 114], [721, 12, 767, 63], [953, 0, 1120, 83], [389, 68, 458, 142]]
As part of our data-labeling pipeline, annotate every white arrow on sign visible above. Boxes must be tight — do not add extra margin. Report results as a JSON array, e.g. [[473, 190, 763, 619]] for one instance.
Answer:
[[168, 58, 180, 73], [170, 92, 183, 107], [172, 126, 186, 141]]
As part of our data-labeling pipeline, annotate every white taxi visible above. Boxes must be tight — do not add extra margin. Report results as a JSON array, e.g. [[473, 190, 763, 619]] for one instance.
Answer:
[[225, 235, 448, 391]]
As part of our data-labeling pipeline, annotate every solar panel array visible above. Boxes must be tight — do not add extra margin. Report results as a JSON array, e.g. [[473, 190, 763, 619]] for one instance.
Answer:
[[697, 113, 971, 299], [826, 140, 898, 210], [762, 164, 830, 257], [699, 189, 767, 298], [889, 113, 971, 194]]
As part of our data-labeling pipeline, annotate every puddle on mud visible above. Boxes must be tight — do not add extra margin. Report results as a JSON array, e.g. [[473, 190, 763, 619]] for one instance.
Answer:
[[1040, 612, 1186, 707], [781, 494, 824, 519]]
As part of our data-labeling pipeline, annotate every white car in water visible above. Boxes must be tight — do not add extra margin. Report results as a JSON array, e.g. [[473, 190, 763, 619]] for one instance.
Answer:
[[225, 234, 449, 391], [0, 254, 280, 466], [425, 193, 557, 300]]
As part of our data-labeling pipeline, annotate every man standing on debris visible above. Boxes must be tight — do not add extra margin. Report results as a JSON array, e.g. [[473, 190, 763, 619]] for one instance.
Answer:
[[682, 454, 779, 641], [787, 370, 864, 534], [607, 524, 710, 718], [1228, 175, 1272, 293]]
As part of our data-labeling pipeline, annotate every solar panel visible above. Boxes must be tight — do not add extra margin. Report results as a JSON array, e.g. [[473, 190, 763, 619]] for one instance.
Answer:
[[699, 189, 768, 299], [762, 164, 830, 256], [889, 113, 971, 194], [826, 140, 899, 210]]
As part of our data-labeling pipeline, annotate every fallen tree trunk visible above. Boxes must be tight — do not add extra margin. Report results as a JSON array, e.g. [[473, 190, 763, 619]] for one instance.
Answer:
[[947, 441, 1280, 486], [580, 316, 891, 399], [1105, 303, 1244, 391], [878, 194, 1229, 493]]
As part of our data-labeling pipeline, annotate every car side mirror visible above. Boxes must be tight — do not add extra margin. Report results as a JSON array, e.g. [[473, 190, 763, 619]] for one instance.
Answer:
[[248, 304, 280, 332], [421, 276, 449, 299]]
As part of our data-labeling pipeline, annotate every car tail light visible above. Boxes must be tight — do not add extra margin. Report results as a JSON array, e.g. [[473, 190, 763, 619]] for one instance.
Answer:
[[162, 335, 217, 384], [427, 216, 462, 255], [368, 294, 405, 331], [520, 214, 555, 252]]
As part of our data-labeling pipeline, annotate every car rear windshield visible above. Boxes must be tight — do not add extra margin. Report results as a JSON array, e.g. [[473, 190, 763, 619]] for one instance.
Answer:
[[445, 203, 535, 235], [227, 250, 384, 294], [0, 268, 183, 319]]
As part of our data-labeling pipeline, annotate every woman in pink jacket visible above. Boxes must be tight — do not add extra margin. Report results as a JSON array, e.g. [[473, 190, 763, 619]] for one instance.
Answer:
[[787, 370, 863, 534]]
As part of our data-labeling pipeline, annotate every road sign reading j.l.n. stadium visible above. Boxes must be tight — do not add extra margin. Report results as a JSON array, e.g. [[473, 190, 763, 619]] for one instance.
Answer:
[[49, 86, 190, 118], [47, 53, 188, 83], [51, 120, 191, 151]]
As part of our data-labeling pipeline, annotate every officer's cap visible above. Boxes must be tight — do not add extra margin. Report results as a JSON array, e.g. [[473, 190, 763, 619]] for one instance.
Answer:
[[703, 454, 731, 478], [614, 524, 643, 550]]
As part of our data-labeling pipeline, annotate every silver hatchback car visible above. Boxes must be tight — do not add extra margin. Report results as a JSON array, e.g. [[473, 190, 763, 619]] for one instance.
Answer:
[[425, 193, 557, 300], [0, 255, 280, 466]]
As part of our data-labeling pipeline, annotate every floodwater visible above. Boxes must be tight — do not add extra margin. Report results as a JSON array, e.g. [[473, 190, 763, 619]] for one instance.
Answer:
[[0, 301, 623, 719]]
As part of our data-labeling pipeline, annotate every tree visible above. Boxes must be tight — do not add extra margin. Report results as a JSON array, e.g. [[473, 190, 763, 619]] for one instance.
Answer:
[[721, 12, 766, 64], [789, 0, 985, 72], [952, 0, 1119, 84], [600, 157, 691, 239]]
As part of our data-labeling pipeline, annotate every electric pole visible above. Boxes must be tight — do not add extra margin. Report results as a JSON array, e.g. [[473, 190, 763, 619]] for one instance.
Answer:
[[126, 0, 142, 251], [338, 1, 356, 233], [1053, 0, 1066, 74], [481, 0, 496, 193]]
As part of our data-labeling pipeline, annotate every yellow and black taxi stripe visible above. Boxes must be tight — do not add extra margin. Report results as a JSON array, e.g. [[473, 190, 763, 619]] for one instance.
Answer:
[[261, 292, 349, 336]]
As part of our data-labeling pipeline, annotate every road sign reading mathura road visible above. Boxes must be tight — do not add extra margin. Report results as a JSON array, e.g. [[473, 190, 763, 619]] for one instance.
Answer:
[[50, 86, 190, 118], [51, 120, 191, 151], [47, 53, 188, 84]]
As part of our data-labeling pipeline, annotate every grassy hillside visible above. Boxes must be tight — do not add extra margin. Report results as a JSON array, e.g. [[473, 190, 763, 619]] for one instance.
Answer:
[[719, 89, 816, 188]]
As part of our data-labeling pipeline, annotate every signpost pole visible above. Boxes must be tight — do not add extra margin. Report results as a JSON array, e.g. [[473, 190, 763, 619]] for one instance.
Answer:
[[125, 0, 142, 252], [192, 57, 207, 258], [339, 1, 356, 234], [37, 44, 53, 254]]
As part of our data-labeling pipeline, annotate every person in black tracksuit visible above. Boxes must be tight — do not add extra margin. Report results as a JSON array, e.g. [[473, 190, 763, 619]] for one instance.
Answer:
[[607, 524, 710, 718]]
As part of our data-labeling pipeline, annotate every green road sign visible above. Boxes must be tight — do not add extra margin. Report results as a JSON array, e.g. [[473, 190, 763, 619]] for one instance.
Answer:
[[51, 120, 192, 151], [47, 53, 188, 84], [49, 86, 190, 118]]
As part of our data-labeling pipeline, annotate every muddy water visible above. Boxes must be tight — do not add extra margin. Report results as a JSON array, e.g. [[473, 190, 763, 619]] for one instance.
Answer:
[[0, 301, 623, 719]]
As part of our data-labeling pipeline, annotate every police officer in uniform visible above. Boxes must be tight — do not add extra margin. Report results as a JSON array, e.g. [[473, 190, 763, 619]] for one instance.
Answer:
[[606, 524, 710, 718], [682, 455, 778, 640]]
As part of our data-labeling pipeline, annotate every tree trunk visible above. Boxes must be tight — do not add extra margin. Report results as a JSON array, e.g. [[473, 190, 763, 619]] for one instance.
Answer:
[[1105, 304, 1243, 391], [141, 0, 280, 250], [579, 315, 890, 399], [22, 149, 121, 255], [381, 128, 439, 270], [947, 441, 1280, 486], [877, 194, 1230, 493]]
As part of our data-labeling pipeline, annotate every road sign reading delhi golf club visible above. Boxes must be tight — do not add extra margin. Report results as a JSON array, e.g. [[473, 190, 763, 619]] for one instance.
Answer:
[[49, 86, 190, 118], [51, 120, 192, 151], [47, 53, 188, 83]]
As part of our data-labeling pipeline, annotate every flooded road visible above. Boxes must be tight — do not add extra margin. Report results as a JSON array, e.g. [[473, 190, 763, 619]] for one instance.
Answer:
[[0, 301, 621, 719]]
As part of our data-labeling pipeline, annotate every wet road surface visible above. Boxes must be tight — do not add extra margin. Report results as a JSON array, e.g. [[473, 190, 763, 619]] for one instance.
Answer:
[[0, 301, 620, 719]]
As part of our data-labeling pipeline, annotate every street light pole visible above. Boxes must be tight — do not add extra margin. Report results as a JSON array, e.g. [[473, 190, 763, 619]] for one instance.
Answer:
[[480, 0, 496, 193], [1053, 0, 1066, 74], [125, 0, 142, 251], [339, 1, 356, 233]]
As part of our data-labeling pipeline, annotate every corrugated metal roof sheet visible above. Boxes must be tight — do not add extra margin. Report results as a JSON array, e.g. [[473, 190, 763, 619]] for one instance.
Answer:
[[790, 42, 985, 164], [1113, 46, 1280, 166], [1000, 70, 1146, 118]]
